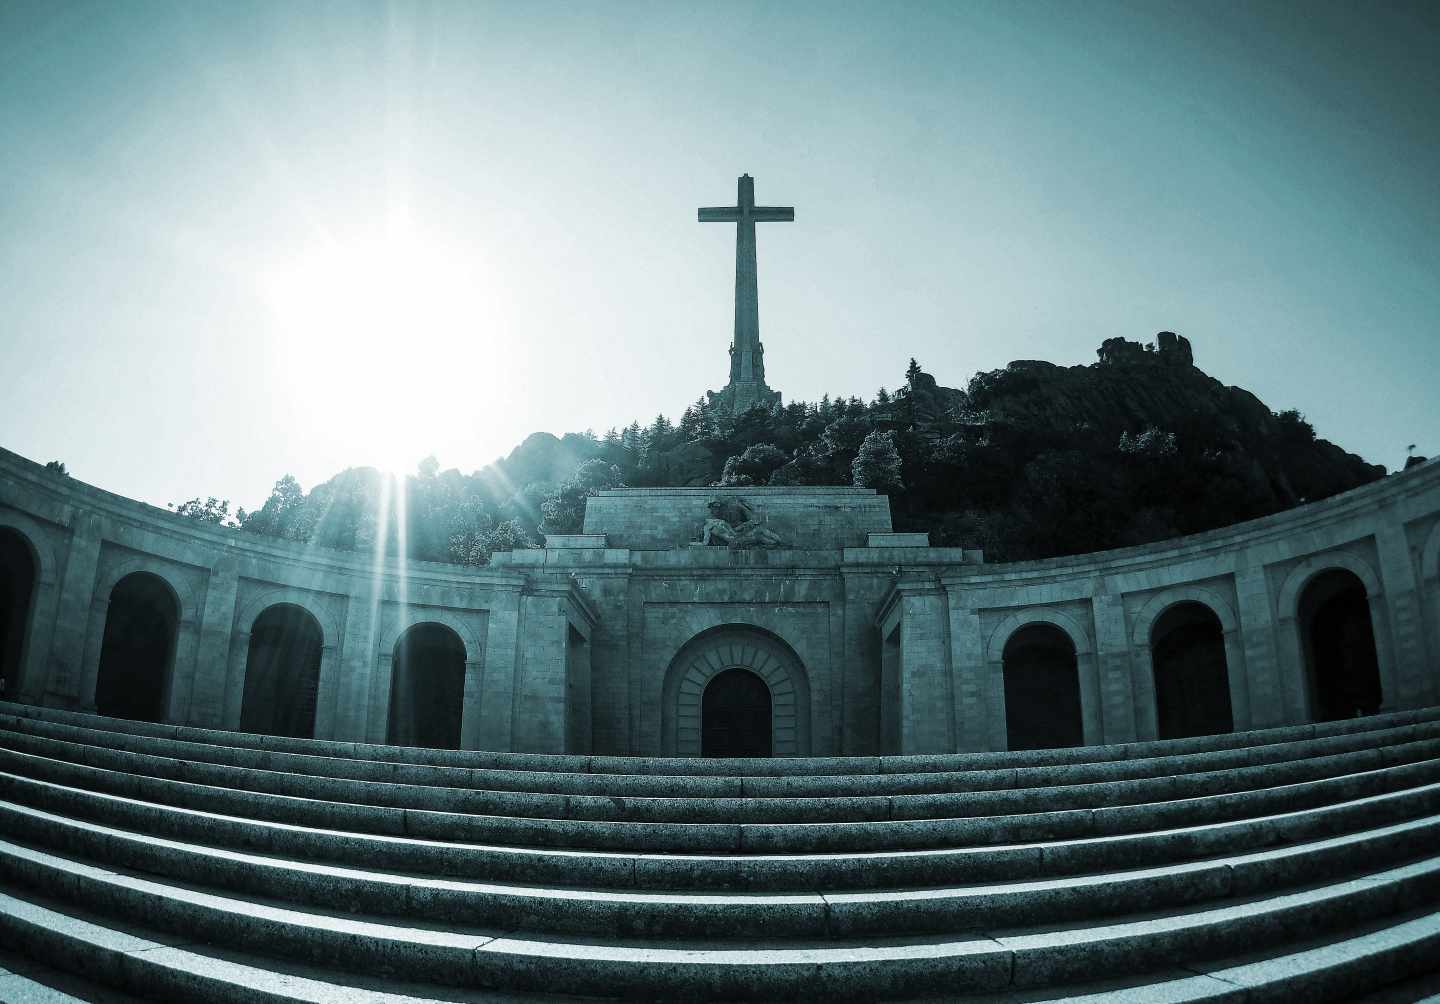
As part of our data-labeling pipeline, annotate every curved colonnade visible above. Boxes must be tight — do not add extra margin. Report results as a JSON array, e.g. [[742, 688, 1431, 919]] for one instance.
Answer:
[[1, 445, 1438, 755]]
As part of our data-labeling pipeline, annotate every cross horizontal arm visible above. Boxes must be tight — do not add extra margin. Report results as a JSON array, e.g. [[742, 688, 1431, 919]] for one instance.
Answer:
[[698, 207, 742, 222], [751, 207, 795, 222]]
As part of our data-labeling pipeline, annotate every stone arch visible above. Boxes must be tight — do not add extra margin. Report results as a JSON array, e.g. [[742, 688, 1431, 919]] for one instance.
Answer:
[[1129, 585, 1248, 736], [0, 520, 49, 701], [240, 603, 326, 738], [0, 511, 59, 586], [236, 588, 341, 649], [1001, 622, 1083, 750], [377, 606, 479, 662], [1149, 602, 1234, 739], [94, 570, 181, 722], [1130, 586, 1239, 648], [985, 607, 1093, 664], [661, 624, 810, 756], [93, 557, 200, 626], [388, 620, 467, 749], [984, 607, 1099, 750], [1275, 551, 1383, 622], [81, 558, 200, 720], [1275, 550, 1391, 721]]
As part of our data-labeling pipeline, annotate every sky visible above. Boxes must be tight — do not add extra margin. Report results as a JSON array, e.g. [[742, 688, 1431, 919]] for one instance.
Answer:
[[1, 0, 1436, 512]]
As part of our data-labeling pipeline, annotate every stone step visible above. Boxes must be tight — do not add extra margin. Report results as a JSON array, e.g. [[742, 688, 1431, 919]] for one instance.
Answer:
[[4, 699, 1438, 777], [4, 721, 1438, 826], [4, 740, 1438, 853], [7, 709, 1439, 799], [0, 945, 150, 1004], [0, 888, 573, 1003], [2, 835, 1437, 999], [4, 763, 1439, 893], [6, 883, 1439, 1003], [4, 793, 1436, 940]]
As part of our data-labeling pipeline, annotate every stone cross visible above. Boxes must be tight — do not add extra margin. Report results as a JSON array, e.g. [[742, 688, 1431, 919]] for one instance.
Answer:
[[699, 175, 793, 410]]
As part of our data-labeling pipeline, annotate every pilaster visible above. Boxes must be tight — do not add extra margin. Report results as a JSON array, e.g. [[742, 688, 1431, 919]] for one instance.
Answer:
[[1234, 562, 1289, 727], [43, 510, 103, 707], [187, 555, 238, 728], [469, 582, 522, 751], [1091, 588, 1138, 743]]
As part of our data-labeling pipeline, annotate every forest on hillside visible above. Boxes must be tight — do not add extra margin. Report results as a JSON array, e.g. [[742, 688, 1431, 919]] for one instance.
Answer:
[[169, 335, 1386, 566]]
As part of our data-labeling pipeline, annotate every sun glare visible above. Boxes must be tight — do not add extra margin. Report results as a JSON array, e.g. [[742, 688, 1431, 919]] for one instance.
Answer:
[[259, 221, 498, 474]]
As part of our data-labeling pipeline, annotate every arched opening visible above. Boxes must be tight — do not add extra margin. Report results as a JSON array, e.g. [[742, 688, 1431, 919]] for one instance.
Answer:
[[95, 572, 178, 722], [240, 604, 324, 738], [662, 624, 810, 757], [1003, 623, 1082, 751], [388, 623, 465, 749], [0, 529, 37, 701], [1299, 569, 1382, 721], [1151, 602, 1233, 739], [702, 667, 772, 757]]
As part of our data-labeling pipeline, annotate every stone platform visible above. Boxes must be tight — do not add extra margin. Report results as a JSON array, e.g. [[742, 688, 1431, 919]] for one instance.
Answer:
[[1, 699, 1438, 999]]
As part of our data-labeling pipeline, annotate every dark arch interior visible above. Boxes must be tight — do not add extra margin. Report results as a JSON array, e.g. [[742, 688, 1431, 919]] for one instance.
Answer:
[[95, 572, 177, 722], [0, 529, 37, 699], [702, 668, 772, 757], [1300, 569, 1382, 721], [1003, 624, 1083, 751], [240, 604, 323, 738], [1151, 602, 1233, 739], [388, 623, 465, 749]]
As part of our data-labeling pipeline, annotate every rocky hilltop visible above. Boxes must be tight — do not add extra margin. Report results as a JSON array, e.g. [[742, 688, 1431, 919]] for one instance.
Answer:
[[225, 332, 1386, 564]]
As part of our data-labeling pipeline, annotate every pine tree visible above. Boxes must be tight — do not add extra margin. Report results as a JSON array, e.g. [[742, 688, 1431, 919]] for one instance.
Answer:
[[852, 430, 904, 492]]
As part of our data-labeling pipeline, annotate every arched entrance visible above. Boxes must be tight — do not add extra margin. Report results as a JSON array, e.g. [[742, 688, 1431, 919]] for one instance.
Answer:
[[1151, 602, 1233, 739], [388, 623, 465, 749], [0, 529, 37, 700], [701, 668, 772, 757], [95, 572, 178, 722], [240, 604, 324, 738], [1299, 569, 1382, 720], [1002, 623, 1082, 750], [661, 625, 810, 756]]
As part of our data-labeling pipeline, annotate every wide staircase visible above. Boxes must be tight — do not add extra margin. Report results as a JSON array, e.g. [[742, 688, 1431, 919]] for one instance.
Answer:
[[0, 700, 1438, 1002]]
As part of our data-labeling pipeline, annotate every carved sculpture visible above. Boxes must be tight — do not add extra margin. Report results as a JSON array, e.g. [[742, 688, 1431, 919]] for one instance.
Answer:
[[700, 497, 787, 549]]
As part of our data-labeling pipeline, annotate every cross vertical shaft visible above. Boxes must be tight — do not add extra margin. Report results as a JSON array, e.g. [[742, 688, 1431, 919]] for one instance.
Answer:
[[699, 174, 794, 412]]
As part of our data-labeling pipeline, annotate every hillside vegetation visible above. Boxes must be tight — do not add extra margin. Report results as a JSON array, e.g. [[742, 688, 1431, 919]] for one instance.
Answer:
[[174, 334, 1384, 565]]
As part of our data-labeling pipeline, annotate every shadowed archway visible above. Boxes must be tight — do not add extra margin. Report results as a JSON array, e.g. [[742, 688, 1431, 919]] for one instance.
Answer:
[[0, 528, 37, 700], [240, 603, 324, 738], [95, 572, 178, 722], [1151, 601, 1233, 739], [1002, 623, 1082, 750], [388, 622, 466, 749], [1300, 568, 1382, 720], [662, 625, 810, 756], [701, 668, 773, 757]]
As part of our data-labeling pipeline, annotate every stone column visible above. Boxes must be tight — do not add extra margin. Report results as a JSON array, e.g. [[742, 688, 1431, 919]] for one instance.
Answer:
[[42, 510, 103, 707], [1375, 520, 1426, 709], [76, 593, 110, 712], [333, 596, 378, 743], [13, 558, 60, 705], [1234, 563, 1289, 727], [312, 644, 340, 739], [164, 618, 201, 723], [1221, 627, 1252, 730], [1091, 591, 1138, 744], [885, 578, 953, 755], [945, 596, 987, 753], [368, 651, 395, 744], [221, 630, 250, 729], [186, 556, 238, 728], [469, 584, 522, 751]]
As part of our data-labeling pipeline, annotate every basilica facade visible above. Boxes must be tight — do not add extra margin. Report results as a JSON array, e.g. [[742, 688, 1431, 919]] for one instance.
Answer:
[[1, 444, 1438, 758]]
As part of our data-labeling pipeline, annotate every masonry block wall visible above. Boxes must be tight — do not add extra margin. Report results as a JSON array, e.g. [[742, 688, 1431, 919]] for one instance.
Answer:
[[1, 446, 1438, 757]]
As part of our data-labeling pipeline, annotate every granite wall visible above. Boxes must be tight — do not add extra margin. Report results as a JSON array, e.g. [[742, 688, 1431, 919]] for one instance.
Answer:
[[1, 445, 1437, 756]]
